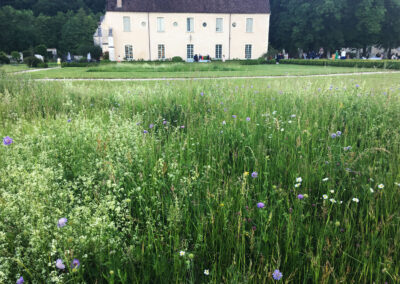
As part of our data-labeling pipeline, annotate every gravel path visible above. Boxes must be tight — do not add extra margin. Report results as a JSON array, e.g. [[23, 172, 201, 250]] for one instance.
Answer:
[[30, 71, 400, 82]]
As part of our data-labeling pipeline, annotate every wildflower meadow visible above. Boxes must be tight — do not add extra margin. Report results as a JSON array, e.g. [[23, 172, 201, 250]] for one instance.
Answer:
[[0, 73, 399, 283]]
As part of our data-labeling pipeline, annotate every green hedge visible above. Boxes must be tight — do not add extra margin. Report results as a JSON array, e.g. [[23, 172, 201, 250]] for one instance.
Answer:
[[279, 59, 400, 70], [61, 62, 99, 68], [238, 59, 276, 65]]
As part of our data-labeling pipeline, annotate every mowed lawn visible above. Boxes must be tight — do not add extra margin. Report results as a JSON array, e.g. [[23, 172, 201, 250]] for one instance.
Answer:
[[17, 62, 392, 79], [1, 73, 399, 283]]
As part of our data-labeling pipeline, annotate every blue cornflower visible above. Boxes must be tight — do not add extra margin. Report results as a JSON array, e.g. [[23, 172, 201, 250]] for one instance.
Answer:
[[232, 115, 237, 119], [3, 136, 13, 146], [336, 131, 342, 136], [57, 218, 67, 228], [149, 124, 154, 129], [272, 269, 283, 280], [143, 130, 148, 134]]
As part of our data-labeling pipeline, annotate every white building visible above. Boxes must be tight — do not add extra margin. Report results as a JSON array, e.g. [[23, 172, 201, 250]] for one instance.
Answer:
[[94, 0, 271, 61]]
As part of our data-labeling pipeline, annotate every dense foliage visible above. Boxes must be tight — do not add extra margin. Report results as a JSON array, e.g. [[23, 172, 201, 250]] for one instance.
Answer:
[[279, 59, 400, 69], [0, 73, 399, 282], [270, 0, 400, 56]]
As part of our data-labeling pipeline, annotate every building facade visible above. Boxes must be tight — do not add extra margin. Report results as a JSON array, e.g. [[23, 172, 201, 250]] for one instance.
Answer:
[[94, 0, 270, 61]]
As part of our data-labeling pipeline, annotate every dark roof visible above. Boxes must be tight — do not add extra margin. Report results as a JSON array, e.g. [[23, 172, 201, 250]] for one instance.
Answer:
[[107, 0, 270, 14]]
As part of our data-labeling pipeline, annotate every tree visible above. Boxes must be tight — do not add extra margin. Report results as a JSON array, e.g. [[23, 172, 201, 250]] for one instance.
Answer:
[[11, 51, 21, 63], [378, 0, 400, 57], [34, 44, 47, 57]]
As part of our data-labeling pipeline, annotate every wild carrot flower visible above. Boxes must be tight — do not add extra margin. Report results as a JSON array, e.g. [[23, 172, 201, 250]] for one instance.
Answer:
[[57, 218, 67, 228], [3, 136, 13, 146], [272, 269, 283, 280], [56, 259, 65, 270]]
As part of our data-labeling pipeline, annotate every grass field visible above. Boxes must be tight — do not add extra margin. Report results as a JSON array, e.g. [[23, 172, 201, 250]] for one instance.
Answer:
[[18, 62, 391, 79], [1, 72, 400, 283], [0, 64, 31, 73]]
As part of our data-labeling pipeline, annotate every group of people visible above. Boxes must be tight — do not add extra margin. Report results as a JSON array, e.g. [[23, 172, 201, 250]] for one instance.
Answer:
[[193, 54, 211, 62]]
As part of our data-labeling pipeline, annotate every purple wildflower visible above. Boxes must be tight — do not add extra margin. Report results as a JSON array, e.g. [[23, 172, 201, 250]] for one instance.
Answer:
[[3, 136, 13, 146], [163, 120, 167, 125], [246, 117, 251, 121], [232, 115, 237, 119], [57, 218, 67, 228], [257, 202, 265, 208], [272, 269, 283, 280], [67, 119, 71, 123], [181, 125, 185, 129], [251, 172, 258, 178], [149, 124, 154, 129], [297, 194, 304, 200], [331, 133, 337, 139], [56, 259, 65, 270], [200, 92, 204, 96], [252, 226, 257, 231], [143, 130, 148, 134], [356, 84, 360, 88], [71, 259, 80, 269], [16, 276, 24, 284], [336, 131, 342, 136]]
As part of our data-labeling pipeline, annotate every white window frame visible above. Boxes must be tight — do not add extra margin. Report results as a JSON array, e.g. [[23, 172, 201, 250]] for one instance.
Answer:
[[187, 44, 194, 59], [187, 18, 194, 32], [216, 18, 223, 33], [157, 17, 165, 32], [245, 44, 252, 59], [246, 18, 253, 33], [125, 44, 133, 61], [123, 16, 131, 32], [117, 0, 122, 8], [215, 44, 222, 59], [158, 44, 165, 59]]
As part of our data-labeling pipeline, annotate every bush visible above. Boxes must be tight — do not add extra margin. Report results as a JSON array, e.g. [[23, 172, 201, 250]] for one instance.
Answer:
[[37, 62, 48, 68], [0, 52, 10, 64], [11, 51, 21, 63], [172, 56, 184, 62], [238, 59, 276, 65], [103, 51, 109, 60], [22, 49, 33, 58], [77, 44, 102, 61], [279, 59, 400, 70], [34, 44, 48, 57], [24, 56, 42, 67]]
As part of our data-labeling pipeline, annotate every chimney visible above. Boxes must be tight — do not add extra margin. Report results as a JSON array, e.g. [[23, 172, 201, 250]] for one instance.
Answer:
[[117, 0, 122, 8]]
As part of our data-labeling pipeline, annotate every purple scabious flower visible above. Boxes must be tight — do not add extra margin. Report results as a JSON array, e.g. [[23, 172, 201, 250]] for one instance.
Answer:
[[163, 120, 167, 125], [16, 276, 24, 284], [331, 133, 337, 139], [57, 218, 67, 228], [336, 131, 342, 136], [251, 172, 258, 178], [257, 202, 265, 208], [143, 130, 148, 134], [3, 136, 13, 146], [149, 124, 154, 129], [71, 259, 80, 269], [272, 269, 283, 280], [356, 84, 360, 88], [200, 92, 204, 96], [232, 115, 237, 119], [246, 117, 251, 121], [297, 194, 304, 200], [56, 259, 65, 270]]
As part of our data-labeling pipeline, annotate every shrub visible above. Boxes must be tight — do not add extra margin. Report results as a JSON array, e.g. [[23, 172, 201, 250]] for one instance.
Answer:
[[103, 51, 109, 60], [34, 44, 48, 57], [22, 49, 33, 58], [24, 56, 42, 67], [279, 59, 400, 70], [77, 44, 102, 61], [11, 51, 21, 63], [0, 51, 10, 64], [37, 62, 48, 68], [172, 56, 184, 62]]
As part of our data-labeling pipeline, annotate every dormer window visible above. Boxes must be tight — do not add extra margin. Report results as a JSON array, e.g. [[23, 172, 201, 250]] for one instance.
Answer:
[[117, 0, 122, 8]]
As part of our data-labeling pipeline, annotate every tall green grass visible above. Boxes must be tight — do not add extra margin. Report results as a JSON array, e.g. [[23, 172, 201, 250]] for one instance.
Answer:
[[0, 74, 399, 283]]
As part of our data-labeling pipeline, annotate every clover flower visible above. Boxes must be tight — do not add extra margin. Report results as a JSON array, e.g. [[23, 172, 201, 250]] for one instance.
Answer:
[[57, 218, 67, 228], [3, 136, 13, 146], [56, 259, 65, 270], [272, 269, 283, 280]]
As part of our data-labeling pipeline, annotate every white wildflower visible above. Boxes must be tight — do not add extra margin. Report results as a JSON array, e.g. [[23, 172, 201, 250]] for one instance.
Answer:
[[352, 198, 359, 203]]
